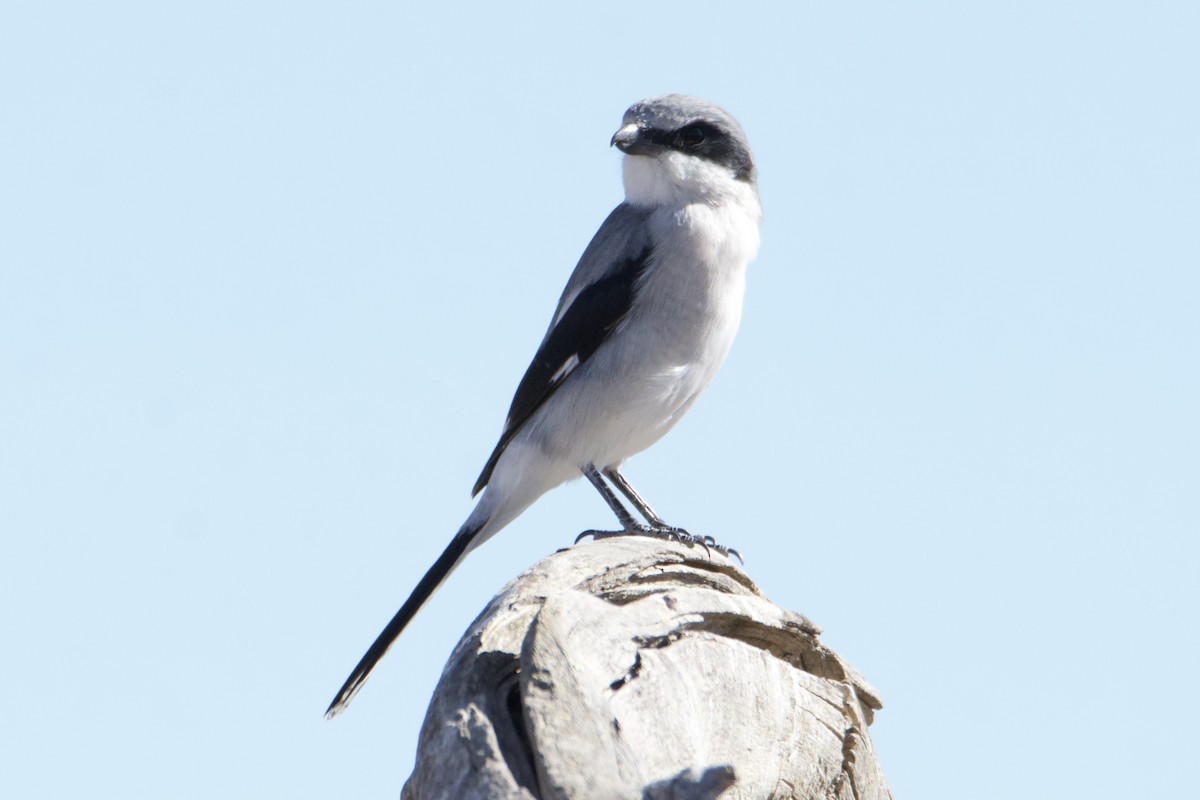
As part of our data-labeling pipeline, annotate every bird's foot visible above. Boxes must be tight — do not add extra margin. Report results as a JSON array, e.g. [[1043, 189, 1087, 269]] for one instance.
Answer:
[[575, 526, 742, 563], [575, 524, 656, 544], [645, 526, 743, 562]]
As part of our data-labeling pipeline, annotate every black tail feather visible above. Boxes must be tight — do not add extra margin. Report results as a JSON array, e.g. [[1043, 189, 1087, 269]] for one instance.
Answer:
[[324, 525, 478, 718]]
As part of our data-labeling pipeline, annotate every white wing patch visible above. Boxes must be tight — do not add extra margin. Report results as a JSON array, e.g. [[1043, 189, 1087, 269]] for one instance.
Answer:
[[549, 353, 580, 385]]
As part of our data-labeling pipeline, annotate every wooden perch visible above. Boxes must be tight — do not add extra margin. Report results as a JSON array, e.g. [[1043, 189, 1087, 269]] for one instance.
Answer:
[[402, 537, 891, 800]]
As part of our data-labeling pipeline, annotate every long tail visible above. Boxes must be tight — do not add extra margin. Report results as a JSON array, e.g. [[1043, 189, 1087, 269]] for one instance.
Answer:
[[324, 521, 481, 719]]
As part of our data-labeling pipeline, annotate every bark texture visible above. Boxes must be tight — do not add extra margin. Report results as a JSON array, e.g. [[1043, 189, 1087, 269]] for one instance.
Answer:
[[403, 537, 890, 800]]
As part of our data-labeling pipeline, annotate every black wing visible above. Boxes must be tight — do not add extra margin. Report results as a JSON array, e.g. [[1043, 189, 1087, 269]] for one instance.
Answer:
[[472, 205, 655, 496]]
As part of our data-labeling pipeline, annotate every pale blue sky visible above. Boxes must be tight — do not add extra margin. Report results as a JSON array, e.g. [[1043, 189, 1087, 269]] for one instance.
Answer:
[[2, 2, 1197, 797]]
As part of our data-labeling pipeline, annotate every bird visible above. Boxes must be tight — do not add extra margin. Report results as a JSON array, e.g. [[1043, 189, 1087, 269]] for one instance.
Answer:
[[325, 94, 762, 718]]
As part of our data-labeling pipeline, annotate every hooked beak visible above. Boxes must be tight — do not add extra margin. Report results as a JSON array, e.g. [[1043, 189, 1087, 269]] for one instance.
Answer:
[[610, 122, 661, 156]]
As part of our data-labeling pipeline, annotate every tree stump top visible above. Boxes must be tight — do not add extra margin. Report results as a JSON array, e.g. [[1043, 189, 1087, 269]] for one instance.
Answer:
[[403, 537, 890, 800]]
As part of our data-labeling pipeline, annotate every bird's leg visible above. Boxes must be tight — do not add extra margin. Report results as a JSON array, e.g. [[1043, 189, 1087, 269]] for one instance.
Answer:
[[574, 465, 742, 562], [600, 466, 743, 563], [602, 466, 674, 530], [580, 463, 648, 533], [602, 466, 699, 551]]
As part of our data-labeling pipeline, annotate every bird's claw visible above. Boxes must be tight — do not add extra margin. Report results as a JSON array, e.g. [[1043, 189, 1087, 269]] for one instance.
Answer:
[[575, 525, 742, 562], [655, 527, 710, 556], [576, 524, 655, 544]]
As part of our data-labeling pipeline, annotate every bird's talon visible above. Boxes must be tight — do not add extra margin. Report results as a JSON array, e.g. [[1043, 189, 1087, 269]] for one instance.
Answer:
[[575, 523, 741, 564]]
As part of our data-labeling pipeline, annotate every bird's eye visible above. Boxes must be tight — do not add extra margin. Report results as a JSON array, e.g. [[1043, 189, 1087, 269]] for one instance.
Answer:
[[680, 126, 707, 149]]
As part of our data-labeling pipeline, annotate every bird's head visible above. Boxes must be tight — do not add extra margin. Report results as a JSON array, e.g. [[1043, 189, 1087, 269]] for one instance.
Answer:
[[611, 94, 757, 207]]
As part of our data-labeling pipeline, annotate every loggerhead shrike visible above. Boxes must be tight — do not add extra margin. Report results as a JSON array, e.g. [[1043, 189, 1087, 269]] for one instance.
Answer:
[[326, 94, 762, 718]]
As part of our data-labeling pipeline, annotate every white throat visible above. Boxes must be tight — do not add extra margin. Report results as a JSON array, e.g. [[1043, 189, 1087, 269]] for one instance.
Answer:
[[622, 152, 761, 218]]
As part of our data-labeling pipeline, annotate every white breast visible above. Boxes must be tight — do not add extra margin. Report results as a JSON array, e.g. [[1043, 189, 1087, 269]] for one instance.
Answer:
[[535, 172, 761, 468], [633, 197, 758, 414]]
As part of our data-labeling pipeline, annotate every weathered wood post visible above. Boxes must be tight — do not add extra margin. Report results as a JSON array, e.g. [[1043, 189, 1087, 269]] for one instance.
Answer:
[[402, 537, 890, 800]]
